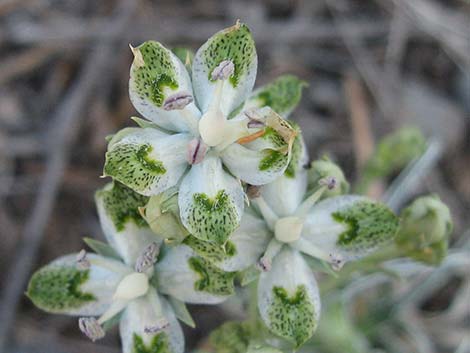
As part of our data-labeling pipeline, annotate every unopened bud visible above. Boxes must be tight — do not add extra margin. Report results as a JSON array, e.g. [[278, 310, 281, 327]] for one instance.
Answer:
[[395, 195, 452, 265], [163, 92, 193, 111], [211, 60, 235, 81], [78, 317, 105, 342]]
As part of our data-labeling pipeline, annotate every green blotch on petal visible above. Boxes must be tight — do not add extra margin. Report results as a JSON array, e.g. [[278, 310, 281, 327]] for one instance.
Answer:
[[132, 41, 179, 107], [188, 191, 239, 245], [253, 75, 307, 116], [333, 201, 399, 251], [97, 182, 149, 232], [259, 149, 288, 172], [204, 23, 256, 87], [262, 127, 286, 149], [268, 285, 317, 348], [104, 143, 166, 194], [133, 332, 170, 353], [188, 256, 236, 296], [284, 125, 303, 178], [209, 321, 251, 353], [184, 236, 237, 263], [27, 267, 95, 313]]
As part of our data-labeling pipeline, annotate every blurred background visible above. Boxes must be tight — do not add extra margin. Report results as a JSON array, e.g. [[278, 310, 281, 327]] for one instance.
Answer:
[[0, 0, 469, 352]]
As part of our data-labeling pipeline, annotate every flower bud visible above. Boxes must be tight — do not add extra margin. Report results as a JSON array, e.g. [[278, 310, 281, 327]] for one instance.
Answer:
[[395, 195, 452, 265], [140, 188, 189, 243], [308, 157, 349, 198]]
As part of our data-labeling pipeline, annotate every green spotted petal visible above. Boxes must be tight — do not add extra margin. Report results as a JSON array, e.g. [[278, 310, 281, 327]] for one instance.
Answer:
[[244, 75, 307, 118], [258, 248, 320, 348], [95, 182, 162, 266], [184, 209, 271, 272], [104, 128, 191, 196], [129, 41, 201, 133], [298, 195, 399, 261], [120, 289, 184, 353], [178, 155, 244, 244], [221, 108, 297, 185], [27, 254, 126, 315], [155, 245, 236, 304], [192, 22, 257, 115]]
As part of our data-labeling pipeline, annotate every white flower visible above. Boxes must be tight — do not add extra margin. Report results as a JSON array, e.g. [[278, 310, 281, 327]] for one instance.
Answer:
[[27, 182, 236, 353], [185, 146, 399, 347], [103, 22, 301, 245]]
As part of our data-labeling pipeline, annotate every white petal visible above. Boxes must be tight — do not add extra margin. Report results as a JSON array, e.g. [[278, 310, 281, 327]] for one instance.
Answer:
[[119, 289, 184, 353], [178, 154, 244, 244], [96, 182, 163, 266], [129, 41, 200, 133], [27, 254, 127, 316], [192, 22, 257, 116], [297, 195, 399, 261], [261, 170, 308, 218], [104, 128, 190, 196], [155, 245, 235, 304], [218, 210, 272, 271], [258, 248, 320, 348]]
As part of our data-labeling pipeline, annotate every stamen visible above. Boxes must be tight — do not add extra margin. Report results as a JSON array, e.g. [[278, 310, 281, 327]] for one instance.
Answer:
[[295, 177, 337, 218], [144, 318, 170, 334], [245, 110, 266, 129], [211, 60, 234, 81], [246, 184, 261, 199], [186, 138, 208, 165], [135, 242, 160, 273], [76, 249, 90, 270], [236, 129, 265, 144], [252, 196, 278, 231], [329, 253, 345, 271], [319, 176, 338, 190], [78, 317, 105, 342], [257, 238, 283, 272], [163, 91, 194, 111]]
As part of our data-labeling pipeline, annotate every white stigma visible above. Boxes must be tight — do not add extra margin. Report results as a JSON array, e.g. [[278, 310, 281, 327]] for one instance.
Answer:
[[274, 216, 304, 243], [113, 272, 149, 301]]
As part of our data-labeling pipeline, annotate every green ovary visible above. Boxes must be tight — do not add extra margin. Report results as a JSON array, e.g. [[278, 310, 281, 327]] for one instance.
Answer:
[[97, 182, 149, 231], [187, 190, 239, 244], [203, 23, 256, 87], [189, 256, 236, 296], [133, 333, 170, 353], [104, 143, 166, 194], [132, 41, 179, 107], [27, 267, 95, 313], [268, 285, 317, 348], [334, 201, 399, 251]]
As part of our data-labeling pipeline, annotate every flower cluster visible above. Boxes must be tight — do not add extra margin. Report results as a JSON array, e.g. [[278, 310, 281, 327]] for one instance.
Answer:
[[27, 22, 452, 353]]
